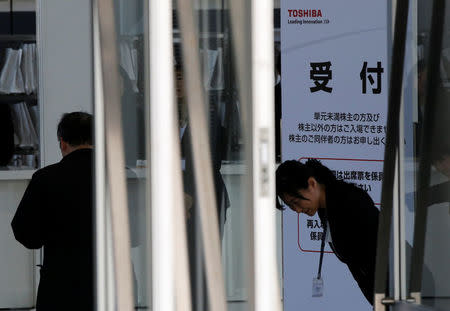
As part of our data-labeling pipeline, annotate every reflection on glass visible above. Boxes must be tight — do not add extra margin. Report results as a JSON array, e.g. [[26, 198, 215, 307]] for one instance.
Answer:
[[402, 1, 450, 309], [174, 4, 252, 310], [115, 0, 149, 307]]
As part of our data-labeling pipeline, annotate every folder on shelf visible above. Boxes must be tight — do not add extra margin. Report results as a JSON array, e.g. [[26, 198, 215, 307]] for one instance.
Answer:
[[10, 102, 39, 148], [0, 48, 25, 94], [21, 44, 37, 95]]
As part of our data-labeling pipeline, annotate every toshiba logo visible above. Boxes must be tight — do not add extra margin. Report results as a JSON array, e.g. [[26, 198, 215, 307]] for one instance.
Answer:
[[288, 9, 323, 18]]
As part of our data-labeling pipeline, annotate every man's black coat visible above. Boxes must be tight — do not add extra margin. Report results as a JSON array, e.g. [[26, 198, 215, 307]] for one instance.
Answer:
[[11, 149, 94, 311], [317, 180, 379, 305]]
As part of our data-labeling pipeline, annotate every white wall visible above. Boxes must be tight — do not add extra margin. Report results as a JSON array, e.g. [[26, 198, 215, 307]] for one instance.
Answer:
[[0, 180, 35, 308], [38, 0, 93, 166], [13, 0, 35, 11]]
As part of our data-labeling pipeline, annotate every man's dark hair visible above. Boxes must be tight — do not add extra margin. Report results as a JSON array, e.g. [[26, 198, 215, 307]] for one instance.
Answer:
[[57, 112, 93, 146], [276, 159, 336, 210]]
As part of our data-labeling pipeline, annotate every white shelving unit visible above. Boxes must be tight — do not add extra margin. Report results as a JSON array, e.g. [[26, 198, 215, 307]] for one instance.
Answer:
[[0, 35, 40, 176], [0, 169, 35, 180]]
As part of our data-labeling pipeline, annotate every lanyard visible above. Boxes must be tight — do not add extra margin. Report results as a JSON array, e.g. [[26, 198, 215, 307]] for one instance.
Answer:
[[316, 217, 328, 280]]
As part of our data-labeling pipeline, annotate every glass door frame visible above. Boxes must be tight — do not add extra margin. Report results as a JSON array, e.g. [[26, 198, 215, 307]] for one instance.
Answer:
[[93, 0, 283, 310]]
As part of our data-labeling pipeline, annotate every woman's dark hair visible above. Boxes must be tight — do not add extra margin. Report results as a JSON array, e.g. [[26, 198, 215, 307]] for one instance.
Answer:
[[276, 159, 336, 210], [57, 112, 93, 146]]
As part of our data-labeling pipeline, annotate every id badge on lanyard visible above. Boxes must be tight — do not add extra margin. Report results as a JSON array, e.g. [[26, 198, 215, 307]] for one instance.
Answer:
[[312, 218, 327, 297]]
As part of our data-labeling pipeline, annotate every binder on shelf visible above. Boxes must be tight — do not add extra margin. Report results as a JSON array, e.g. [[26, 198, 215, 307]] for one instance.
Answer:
[[21, 43, 37, 94], [0, 48, 25, 94], [0, 43, 37, 96], [10, 102, 39, 148]]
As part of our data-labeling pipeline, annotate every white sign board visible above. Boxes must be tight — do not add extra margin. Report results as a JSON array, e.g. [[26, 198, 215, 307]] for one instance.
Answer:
[[281, 1, 388, 310]]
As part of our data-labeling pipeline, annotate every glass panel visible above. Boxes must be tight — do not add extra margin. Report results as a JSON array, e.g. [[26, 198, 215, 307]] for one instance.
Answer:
[[114, 0, 149, 307], [174, 1, 253, 310], [402, 0, 450, 309], [402, 0, 425, 300]]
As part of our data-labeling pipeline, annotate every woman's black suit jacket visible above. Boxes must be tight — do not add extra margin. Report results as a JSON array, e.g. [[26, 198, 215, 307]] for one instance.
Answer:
[[11, 149, 94, 311], [317, 180, 379, 305]]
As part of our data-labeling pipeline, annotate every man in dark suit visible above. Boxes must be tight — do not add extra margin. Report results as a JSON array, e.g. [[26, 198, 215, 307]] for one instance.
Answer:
[[11, 112, 94, 311]]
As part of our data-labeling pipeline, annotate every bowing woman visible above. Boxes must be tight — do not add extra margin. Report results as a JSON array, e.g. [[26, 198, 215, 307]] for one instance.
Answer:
[[276, 159, 379, 305]]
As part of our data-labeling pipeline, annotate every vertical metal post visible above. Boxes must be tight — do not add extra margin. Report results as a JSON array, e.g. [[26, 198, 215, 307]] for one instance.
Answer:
[[36, 0, 44, 306], [394, 154, 400, 301], [175, 1, 227, 311], [409, 0, 446, 302], [148, 0, 177, 310], [399, 89, 407, 300], [93, 1, 108, 310], [251, 0, 282, 311], [228, 0, 254, 309], [95, 0, 135, 309], [374, 0, 409, 309]]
